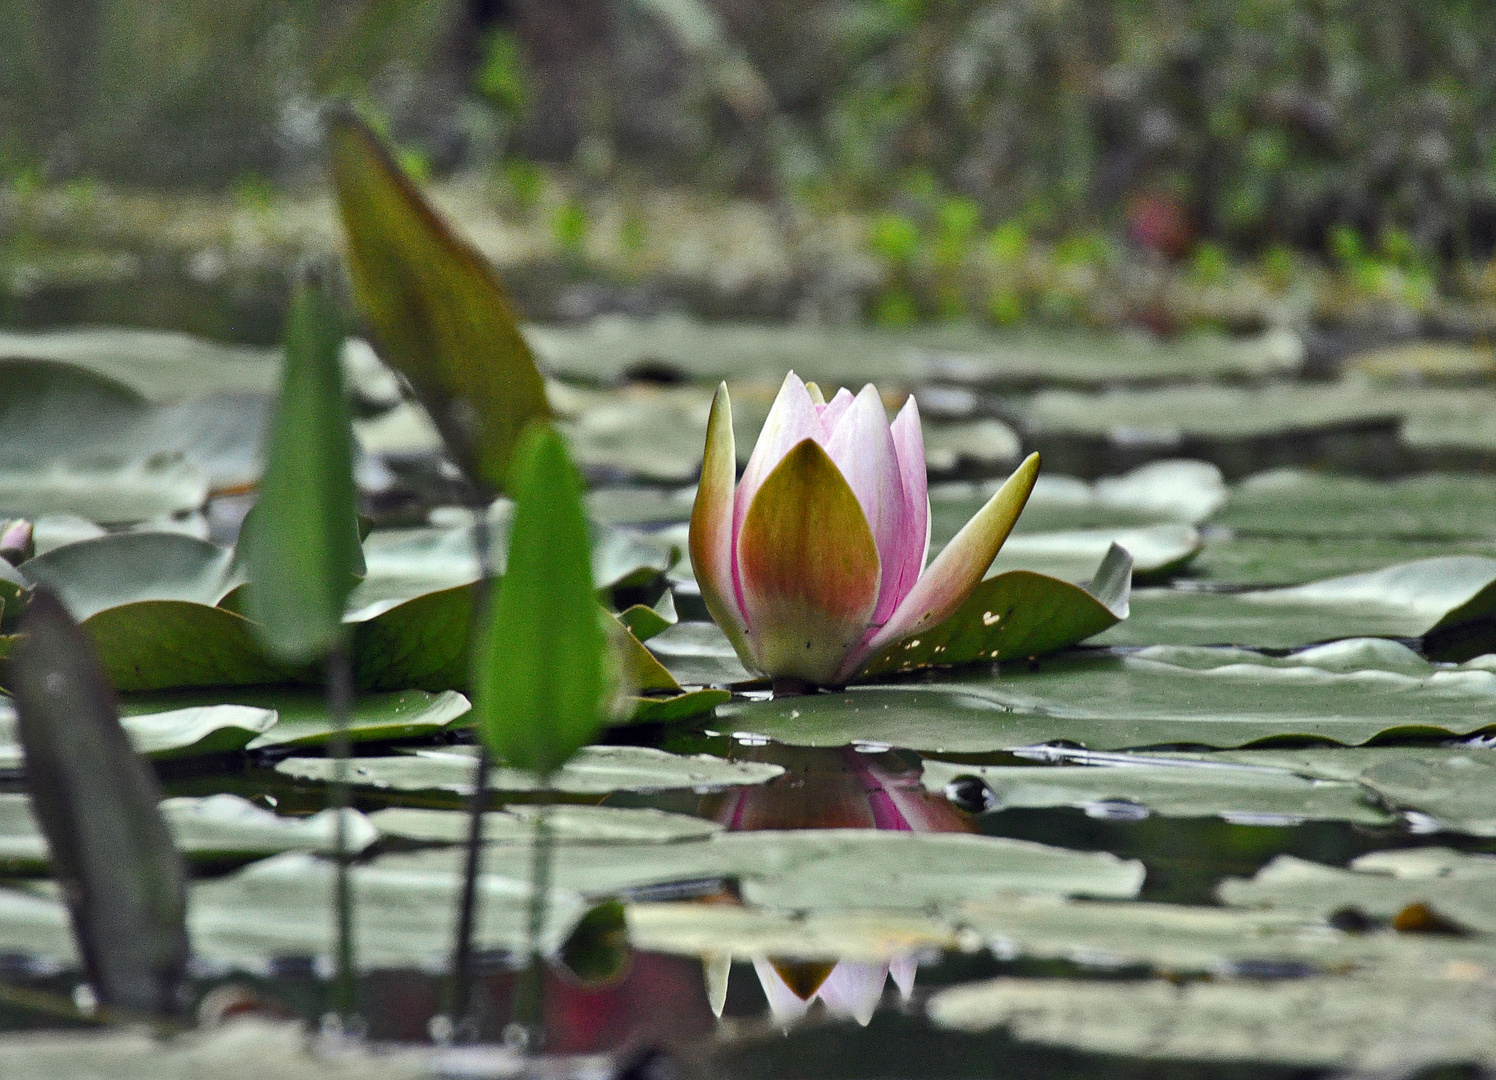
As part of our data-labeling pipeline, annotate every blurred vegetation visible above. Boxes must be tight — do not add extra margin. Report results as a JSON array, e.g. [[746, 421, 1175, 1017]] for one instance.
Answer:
[[5, 0, 1496, 333]]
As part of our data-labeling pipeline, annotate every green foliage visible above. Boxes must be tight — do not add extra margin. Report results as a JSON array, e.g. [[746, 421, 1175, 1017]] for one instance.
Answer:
[[988, 221, 1030, 266], [868, 213, 920, 265], [475, 29, 530, 118], [472, 424, 611, 778], [553, 198, 590, 258], [1191, 241, 1230, 286], [240, 276, 360, 663]]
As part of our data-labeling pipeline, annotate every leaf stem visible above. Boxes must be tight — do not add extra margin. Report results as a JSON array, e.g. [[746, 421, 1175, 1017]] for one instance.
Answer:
[[327, 642, 357, 1027], [444, 499, 496, 1039], [514, 795, 554, 1048]]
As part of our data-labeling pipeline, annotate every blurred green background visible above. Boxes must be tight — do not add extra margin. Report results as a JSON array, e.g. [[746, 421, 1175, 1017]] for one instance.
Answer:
[[4, 0, 1496, 338]]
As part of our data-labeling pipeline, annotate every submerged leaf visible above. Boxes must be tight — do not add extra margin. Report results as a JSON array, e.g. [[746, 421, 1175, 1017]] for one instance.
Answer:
[[8, 591, 188, 1016], [328, 109, 550, 493]]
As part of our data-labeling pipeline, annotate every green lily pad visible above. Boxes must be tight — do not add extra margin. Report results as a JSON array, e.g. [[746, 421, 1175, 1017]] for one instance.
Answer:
[[369, 804, 722, 845], [1216, 470, 1496, 540], [918, 760, 1395, 826], [277, 744, 785, 794], [0, 1018, 433, 1078], [932, 460, 1227, 543], [0, 459, 209, 524], [647, 621, 756, 685], [859, 545, 1132, 678], [1022, 381, 1405, 441], [1187, 534, 1496, 587], [721, 643, 1496, 753], [628, 687, 732, 723], [0, 699, 274, 767], [84, 600, 302, 691], [989, 524, 1201, 583], [0, 358, 269, 504], [20, 532, 239, 620], [626, 902, 956, 963], [194, 851, 585, 970], [349, 514, 673, 616], [0, 794, 377, 875], [121, 688, 469, 750], [1099, 556, 1496, 648], [927, 974, 1496, 1069], [0, 850, 587, 972], [395, 827, 1144, 909], [1356, 752, 1496, 836], [1219, 848, 1496, 933], [0, 328, 278, 402], [1137, 737, 1496, 836], [529, 320, 1301, 387]]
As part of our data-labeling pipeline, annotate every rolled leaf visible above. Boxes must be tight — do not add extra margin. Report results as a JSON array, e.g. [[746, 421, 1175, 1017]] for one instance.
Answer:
[[473, 424, 609, 776], [8, 590, 189, 1017], [328, 108, 551, 494], [240, 274, 362, 662]]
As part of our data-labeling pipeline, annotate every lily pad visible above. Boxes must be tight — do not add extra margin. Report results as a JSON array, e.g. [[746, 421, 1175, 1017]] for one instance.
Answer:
[[0, 459, 210, 524], [720, 644, 1496, 753], [0, 700, 274, 768], [528, 319, 1301, 387], [194, 851, 585, 970], [20, 532, 240, 620], [1357, 751, 1496, 836], [927, 974, 1496, 1069], [0, 794, 377, 875], [0, 328, 278, 402], [989, 524, 1200, 582], [1099, 556, 1496, 648], [1219, 849, 1496, 933], [1215, 470, 1496, 540], [647, 621, 756, 685], [0, 850, 586, 972], [932, 460, 1226, 543], [395, 828, 1144, 909], [368, 804, 721, 844], [1187, 534, 1496, 587], [0, 358, 269, 504], [0, 1018, 433, 1079], [626, 902, 956, 963], [277, 744, 785, 794], [918, 760, 1395, 826], [859, 545, 1132, 678], [349, 513, 673, 616]]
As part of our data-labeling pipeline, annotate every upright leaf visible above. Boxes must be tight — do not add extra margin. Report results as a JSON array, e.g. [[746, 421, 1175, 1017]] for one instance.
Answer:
[[473, 425, 608, 776], [327, 108, 551, 493], [241, 274, 362, 662], [8, 590, 189, 1017]]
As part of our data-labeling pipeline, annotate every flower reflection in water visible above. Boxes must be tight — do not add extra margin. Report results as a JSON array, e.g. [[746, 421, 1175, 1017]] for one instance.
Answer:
[[705, 743, 972, 1027]]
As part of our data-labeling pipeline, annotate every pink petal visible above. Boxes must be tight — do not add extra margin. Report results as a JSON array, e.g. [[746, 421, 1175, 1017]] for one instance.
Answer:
[[688, 384, 754, 661], [736, 439, 882, 683], [733, 373, 825, 617], [835, 452, 1040, 682], [753, 959, 815, 1025], [817, 386, 856, 437], [815, 961, 888, 1025], [888, 395, 929, 612], [889, 955, 918, 1000], [825, 385, 908, 626]]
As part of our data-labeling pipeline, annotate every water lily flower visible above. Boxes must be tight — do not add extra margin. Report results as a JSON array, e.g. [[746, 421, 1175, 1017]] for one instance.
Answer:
[[0, 519, 32, 566], [690, 372, 1039, 686]]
